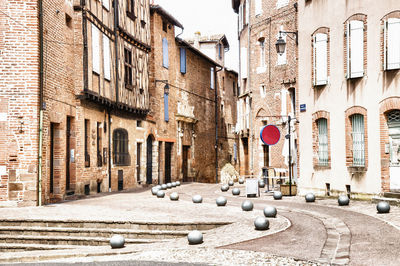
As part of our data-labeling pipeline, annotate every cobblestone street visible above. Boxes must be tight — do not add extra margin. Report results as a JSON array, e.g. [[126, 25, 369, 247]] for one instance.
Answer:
[[1, 183, 400, 265]]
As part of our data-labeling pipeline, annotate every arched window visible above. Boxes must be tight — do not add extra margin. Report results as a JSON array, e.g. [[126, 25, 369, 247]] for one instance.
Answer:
[[113, 129, 130, 166], [317, 118, 328, 166], [351, 114, 365, 166]]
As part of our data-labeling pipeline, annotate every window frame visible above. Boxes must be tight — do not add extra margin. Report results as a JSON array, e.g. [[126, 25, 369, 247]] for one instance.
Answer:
[[317, 118, 329, 166], [124, 47, 133, 90], [113, 129, 130, 166], [351, 114, 365, 167], [126, 0, 136, 20]]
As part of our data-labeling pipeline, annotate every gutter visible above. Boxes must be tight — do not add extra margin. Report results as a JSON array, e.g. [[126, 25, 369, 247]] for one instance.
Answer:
[[37, 0, 44, 206]]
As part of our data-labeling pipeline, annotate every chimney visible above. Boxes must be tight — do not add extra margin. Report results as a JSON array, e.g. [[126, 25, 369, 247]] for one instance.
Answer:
[[194, 31, 201, 49]]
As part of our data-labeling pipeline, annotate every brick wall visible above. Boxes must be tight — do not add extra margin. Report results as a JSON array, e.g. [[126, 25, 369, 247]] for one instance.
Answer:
[[0, 0, 40, 207]]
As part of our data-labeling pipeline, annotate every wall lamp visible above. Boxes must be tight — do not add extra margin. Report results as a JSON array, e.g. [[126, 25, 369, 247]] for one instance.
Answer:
[[155, 79, 169, 94], [275, 31, 298, 55]]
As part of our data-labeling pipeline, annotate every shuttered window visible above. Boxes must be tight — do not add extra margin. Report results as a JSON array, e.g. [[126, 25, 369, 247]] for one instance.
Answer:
[[347, 20, 364, 78], [385, 18, 400, 70], [241, 47, 247, 78], [164, 93, 169, 122], [255, 0, 262, 16], [351, 114, 365, 166], [313, 33, 328, 86], [103, 34, 111, 81], [162, 38, 168, 68], [317, 118, 328, 166], [180, 48, 186, 74], [102, 0, 110, 11], [210, 67, 215, 89], [91, 24, 100, 74]]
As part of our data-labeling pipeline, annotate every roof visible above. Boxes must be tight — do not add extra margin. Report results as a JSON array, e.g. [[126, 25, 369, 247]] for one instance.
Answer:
[[176, 38, 222, 68], [232, 0, 240, 13], [150, 5, 184, 29], [185, 34, 230, 49]]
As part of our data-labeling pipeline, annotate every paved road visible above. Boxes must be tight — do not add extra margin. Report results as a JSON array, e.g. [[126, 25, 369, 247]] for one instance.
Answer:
[[11, 262, 208, 266]]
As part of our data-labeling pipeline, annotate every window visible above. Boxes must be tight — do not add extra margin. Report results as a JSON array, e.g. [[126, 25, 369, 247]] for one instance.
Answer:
[[180, 48, 186, 74], [84, 119, 90, 167], [102, 0, 110, 11], [210, 67, 215, 89], [313, 33, 328, 86], [241, 47, 247, 78], [137, 120, 142, 128], [218, 43, 222, 59], [233, 81, 236, 96], [351, 114, 365, 166], [164, 92, 169, 122], [126, 0, 135, 20], [245, 0, 249, 25], [162, 38, 168, 68], [124, 48, 133, 89], [346, 20, 364, 78], [103, 34, 111, 81], [317, 118, 328, 166], [276, 0, 289, 9], [162, 20, 168, 32], [257, 38, 266, 73], [113, 129, 130, 166], [239, 4, 243, 31], [91, 24, 100, 74], [384, 18, 400, 70]]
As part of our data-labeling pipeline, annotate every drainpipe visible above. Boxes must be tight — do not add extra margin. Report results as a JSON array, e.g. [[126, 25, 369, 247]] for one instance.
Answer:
[[114, 0, 119, 104], [108, 110, 112, 191], [37, 0, 44, 206], [215, 66, 223, 184], [82, 0, 88, 91], [247, 0, 253, 176]]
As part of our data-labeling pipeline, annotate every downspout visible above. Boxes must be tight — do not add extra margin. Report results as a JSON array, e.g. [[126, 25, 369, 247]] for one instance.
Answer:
[[215, 66, 223, 184], [108, 110, 112, 192], [114, 0, 119, 104], [82, 0, 88, 91], [38, 0, 44, 206], [247, 0, 253, 176]]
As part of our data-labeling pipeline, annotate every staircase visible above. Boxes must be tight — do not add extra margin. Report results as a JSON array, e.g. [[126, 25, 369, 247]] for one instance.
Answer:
[[0, 218, 229, 251]]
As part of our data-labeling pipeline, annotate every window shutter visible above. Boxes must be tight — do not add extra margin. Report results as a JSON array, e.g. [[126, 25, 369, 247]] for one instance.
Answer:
[[102, 0, 110, 11], [164, 92, 169, 122], [349, 20, 364, 78], [180, 48, 186, 74], [255, 0, 262, 15], [210, 67, 215, 89], [241, 47, 247, 78], [234, 143, 237, 161], [239, 5, 243, 31], [245, 0, 249, 25], [91, 24, 100, 74], [245, 97, 250, 129], [162, 38, 168, 68], [387, 18, 400, 70], [103, 34, 111, 81], [314, 33, 328, 85]]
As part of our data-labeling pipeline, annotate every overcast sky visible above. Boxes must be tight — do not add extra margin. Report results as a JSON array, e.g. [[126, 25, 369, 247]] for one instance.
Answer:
[[153, 0, 239, 71]]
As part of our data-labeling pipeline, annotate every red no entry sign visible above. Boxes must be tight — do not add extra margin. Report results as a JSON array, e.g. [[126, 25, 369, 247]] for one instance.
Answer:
[[260, 125, 280, 145]]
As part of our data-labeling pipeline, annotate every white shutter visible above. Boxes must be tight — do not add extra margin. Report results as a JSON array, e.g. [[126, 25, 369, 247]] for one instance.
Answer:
[[91, 24, 100, 74], [387, 18, 400, 70], [349, 20, 364, 78], [102, 0, 110, 11], [280, 89, 287, 118], [103, 34, 111, 81], [245, 0, 249, 25], [255, 0, 262, 15], [314, 33, 328, 86], [241, 47, 248, 79], [210, 67, 215, 89], [239, 5, 243, 31]]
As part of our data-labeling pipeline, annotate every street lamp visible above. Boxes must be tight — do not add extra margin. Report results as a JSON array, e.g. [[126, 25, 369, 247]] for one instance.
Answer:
[[275, 31, 298, 55]]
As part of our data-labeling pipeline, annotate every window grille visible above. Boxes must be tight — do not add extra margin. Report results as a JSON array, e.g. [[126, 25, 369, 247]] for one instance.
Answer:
[[317, 118, 328, 166], [351, 114, 365, 166], [388, 110, 400, 124]]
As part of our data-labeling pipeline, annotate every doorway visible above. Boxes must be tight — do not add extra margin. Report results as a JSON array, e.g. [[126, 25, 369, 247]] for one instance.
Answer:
[[165, 142, 172, 183], [50, 123, 55, 194], [66, 117, 71, 191], [182, 145, 190, 182], [136, 143, 141, 183], [388, 110, 400, 191], [146, 135, 153, 184], [242, 138, 249, 176]]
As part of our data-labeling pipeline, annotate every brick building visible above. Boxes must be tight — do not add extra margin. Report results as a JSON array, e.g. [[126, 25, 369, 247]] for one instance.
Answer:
[[150, 5, 227, 183], [186, 33, 240, 173], [231, 0, 299, 183], [0, 0, 152, 206], [298, 0, 400, 198]]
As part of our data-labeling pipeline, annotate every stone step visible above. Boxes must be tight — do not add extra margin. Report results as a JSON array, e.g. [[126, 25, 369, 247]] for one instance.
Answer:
[[0, 234, 163, 246], [0, 243, 77, 252], [371, 196, 400, 206], [0, 226, 189, 239], [383, 192, 400, 199], [0, 219, 229, 231]]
